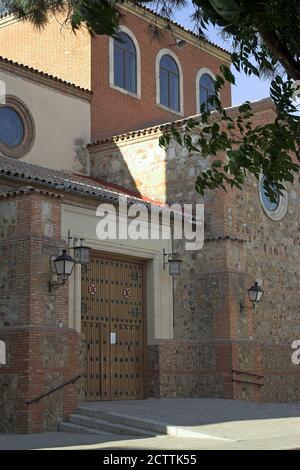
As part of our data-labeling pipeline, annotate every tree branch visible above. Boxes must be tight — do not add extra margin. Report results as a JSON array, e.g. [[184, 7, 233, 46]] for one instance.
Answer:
[[260, 30, 300, 80]]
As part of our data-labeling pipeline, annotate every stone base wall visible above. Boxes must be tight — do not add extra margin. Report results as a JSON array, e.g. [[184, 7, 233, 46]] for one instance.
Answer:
[[0, 326, 84, 433], [232, 341, 300, 402], [0, 191, 84, 433], [147, 341, 227, 400], [147, 340, 300, 403]]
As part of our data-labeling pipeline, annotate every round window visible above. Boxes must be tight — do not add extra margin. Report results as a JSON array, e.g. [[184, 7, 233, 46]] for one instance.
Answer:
[[259, 175, 288, 221], [0, 96, 35, 158], [0, 107, 25, 147]]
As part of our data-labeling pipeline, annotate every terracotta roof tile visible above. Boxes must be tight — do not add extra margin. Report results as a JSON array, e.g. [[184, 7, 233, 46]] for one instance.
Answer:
[[0, 11, 9, 20], [0, 154, 150, 205], [0, 185, 61, 199]]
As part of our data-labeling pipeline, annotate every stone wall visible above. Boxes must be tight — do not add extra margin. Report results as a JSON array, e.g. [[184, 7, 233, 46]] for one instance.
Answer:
[[90, 113, 234, 399], [0, 189, 83, 432], [228, 172, 300, 402], [89, 99, 300, 402]]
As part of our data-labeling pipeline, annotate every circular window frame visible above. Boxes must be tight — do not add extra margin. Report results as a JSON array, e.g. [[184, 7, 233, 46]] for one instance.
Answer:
[[0, 96, 35, 158], [258, 175, 288, 221]]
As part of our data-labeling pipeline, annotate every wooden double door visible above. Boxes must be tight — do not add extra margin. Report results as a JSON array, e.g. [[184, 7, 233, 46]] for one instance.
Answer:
[[81, 253, 145, 401]]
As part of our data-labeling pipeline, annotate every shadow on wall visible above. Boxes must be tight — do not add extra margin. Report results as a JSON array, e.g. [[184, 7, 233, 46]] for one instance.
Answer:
[[90, 141, 143, 200], [88, 122, 300, 403], [89, 134, 211, 208]]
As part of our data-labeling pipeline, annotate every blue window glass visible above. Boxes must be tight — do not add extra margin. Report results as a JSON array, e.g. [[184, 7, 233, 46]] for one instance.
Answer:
[[0, 107, 24, 147], [200, 73, 216, 111], [259, 177, 280, 212], [114, 32, 137, 94], [159, 55, 180, 112]]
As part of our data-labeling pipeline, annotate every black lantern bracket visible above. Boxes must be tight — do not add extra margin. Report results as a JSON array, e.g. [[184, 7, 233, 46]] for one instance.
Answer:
[[240, 281, 264, 313], [48, 275, 66, 293], [240, 302, 258, 313], [163, 249, 182, 276], [49, 249, 76, 293], [67, 230, 91, 265]]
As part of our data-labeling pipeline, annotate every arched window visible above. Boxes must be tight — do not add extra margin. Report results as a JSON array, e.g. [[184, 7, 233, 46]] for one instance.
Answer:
[[199, 73, 216, 111], [113, 32, 137, 94], [159, 54, 180, 112]]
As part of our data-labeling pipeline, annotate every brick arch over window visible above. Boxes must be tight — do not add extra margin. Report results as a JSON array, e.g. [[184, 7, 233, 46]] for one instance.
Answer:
[[155, 48, 184, 116], [109, 25, 141, 99]]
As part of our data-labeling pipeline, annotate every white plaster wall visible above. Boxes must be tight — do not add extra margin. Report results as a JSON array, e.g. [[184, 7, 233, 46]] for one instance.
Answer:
[[61, 203, 174, 345], [0, 69, 91, 173]]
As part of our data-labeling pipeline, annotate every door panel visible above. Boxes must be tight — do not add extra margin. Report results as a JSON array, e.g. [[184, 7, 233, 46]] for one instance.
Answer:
[[82, 254, 145, 401]]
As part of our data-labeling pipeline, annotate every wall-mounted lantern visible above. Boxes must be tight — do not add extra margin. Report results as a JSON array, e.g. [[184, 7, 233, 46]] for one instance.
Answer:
[[169, 38, 187, 48], [49, 232, 91, 292], [68, 231, 90, 265], [73, 242, 90, 265], [49, 250, 76, 292], [240, 281, 264, 313], [163, 249, 182, 276]]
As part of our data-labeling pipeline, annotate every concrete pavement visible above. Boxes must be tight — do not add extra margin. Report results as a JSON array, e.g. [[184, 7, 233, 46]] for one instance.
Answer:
[[1, 398, 300, 450]]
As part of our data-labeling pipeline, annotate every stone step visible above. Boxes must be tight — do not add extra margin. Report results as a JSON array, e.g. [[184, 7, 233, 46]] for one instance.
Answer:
[[69, 413, 159, 437], [59, 421, 116, 436], [78, 406, 165, 434], [76, 406, 233, 441]]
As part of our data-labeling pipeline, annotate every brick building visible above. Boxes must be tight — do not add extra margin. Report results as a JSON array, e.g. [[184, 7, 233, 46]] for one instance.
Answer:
[[0, 3, 231, 140], [0, 3, 299, 434]]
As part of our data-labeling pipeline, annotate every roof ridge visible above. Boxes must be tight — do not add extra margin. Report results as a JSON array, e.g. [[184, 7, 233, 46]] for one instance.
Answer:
[[0, 11, 10, 20], [0, 185, 61, 199], [134, 3, 230, 56], [0, 56, 92, 94], [88, 116, 193, 148]]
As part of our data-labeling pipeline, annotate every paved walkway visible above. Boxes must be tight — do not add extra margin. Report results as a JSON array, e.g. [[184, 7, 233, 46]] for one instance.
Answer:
[[1, 398, 300, 450]]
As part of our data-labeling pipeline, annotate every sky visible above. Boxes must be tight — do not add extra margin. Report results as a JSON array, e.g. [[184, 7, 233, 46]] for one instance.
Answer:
[[171, 4, 271, 106]]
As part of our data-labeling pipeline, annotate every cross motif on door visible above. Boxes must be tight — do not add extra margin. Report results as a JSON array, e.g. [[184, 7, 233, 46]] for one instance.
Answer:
[[88, 283, 97, 295]]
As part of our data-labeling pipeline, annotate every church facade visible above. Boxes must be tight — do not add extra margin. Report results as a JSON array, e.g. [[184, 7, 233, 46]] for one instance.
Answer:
[[0, 3, 299, 434]]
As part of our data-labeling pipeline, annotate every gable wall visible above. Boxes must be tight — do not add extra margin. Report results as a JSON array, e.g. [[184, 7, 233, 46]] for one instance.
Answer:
[[0, 13, 91, 89]]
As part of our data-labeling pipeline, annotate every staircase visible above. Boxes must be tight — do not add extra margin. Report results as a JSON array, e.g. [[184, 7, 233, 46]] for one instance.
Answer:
[[59, 405, 163, 438]]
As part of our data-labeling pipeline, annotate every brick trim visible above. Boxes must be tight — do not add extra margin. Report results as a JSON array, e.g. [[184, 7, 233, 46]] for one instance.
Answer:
[[0, 56, 92, 100], [122, 3, 231, 62], [88, 97, 274, 148]]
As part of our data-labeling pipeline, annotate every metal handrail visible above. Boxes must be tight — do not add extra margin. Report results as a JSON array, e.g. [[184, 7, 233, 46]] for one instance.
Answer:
[[26, 374, 82, 405], [232, 369, 264, 379]]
